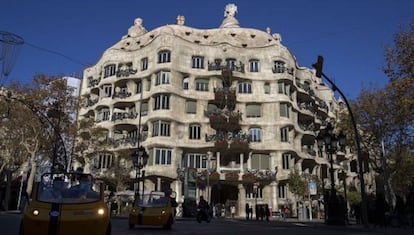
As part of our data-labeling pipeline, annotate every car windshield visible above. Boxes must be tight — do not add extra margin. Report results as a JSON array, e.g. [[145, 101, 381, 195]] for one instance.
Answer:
[[37, 173, 101, 204], [137, 192, 169, 207]]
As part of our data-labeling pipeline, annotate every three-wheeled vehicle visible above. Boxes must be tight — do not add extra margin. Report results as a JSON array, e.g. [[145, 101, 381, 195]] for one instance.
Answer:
[[19, 172, 111, 235], [128, 191, 177, 229]]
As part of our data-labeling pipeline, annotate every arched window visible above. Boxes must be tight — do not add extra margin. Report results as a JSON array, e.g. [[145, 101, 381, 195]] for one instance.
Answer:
[[249, 59, 259, 72], [158, 50, 171, 63], [273, 60, 285, 73]]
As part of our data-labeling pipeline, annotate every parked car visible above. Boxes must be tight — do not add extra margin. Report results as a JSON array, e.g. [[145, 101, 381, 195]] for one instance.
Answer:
[[19, 172, 111, 235], [128, 191, 177, 229]]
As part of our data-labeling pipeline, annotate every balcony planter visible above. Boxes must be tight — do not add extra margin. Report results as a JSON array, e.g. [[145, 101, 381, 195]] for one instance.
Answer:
[[214, 140, 229, 151], [225, 172, 239, 181], [229, 141, 249, 152], [210, 114, 227, 130], [242, 173, 257, 184], [197, 171, 220, 184], [209, 171, 220, 181]]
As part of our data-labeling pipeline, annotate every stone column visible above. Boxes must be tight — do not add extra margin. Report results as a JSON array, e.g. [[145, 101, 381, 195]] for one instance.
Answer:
[[270, 181, 278, 213], [239, 153, 244, 173], [238, 183, 246, 218], [157, 177, 161, 191], [216, 152, 221, 172]]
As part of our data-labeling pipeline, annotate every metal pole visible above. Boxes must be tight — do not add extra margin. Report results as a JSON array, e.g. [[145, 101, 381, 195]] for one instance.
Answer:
[[207, 155, 210, 204], [343, 172, 348, 223], [141, 170, 146, 201], [329, 153, 335, 195], [320, 71, 368, 227], [308, 179, 312, 221], [134, 84, 144, 203]]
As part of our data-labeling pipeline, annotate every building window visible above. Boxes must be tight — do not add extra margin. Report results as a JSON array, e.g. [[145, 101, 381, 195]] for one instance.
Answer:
[[246, 186, 263, 199], [98, 108, 110, 122], [238, 82, 252, 94], [195, 79, 209, 91], [281, 127, 290, 142], [156, 71, 170, 85], [182, 153, 207, 169], [140, 102, 148, 116], [183, 77, 189, 90], [152, 120, 170, 137], [158, 50, 171, 63], [249, 128, 262, 142], [280, 103, 290, 118], [189, 124, 201, 140], [154, 148, 172, 165], [264, 83, 270, 94], [251, 154, 269, 170], [246, 103, 261, 118], [278, 184, 287, 198], [282, 153, 291, 170], [249, 59, 259, 72], [95, 153, 113, 169], [273, 60, 285, 73], [103, 64, 116, 78], [103, 85, 112, 97], [153, 94, 170, 110], [136, 81, 142, 94], [278, 82, 290, 95], [192, 56, 204, 69], [141, 57, 148, 71], [186, 100, 197, 114], [226, 58, 236, 70]]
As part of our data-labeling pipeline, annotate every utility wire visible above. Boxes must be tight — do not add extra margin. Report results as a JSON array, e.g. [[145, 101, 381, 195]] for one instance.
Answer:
[[24, 41, 90, 67]]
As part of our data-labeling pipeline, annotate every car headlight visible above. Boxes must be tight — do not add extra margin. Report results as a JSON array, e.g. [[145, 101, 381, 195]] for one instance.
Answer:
[[32, 209, 39, 216], [98, 208, 105, 215]]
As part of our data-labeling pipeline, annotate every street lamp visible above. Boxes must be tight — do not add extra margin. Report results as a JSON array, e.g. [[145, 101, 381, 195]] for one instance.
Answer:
[[131, 146, 149, 202], [316, 122, 346, 225], [313, 55, 368, 227], [339, 162, 348, 224]]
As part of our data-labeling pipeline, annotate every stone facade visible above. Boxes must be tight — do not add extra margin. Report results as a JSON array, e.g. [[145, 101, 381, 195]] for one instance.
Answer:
[[77, 4, 368, 218]]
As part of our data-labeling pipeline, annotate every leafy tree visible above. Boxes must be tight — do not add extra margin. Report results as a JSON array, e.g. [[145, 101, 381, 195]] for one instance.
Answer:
[[74, 102, 133, 194], [0, 75, 79, 202], [288, 170, 306, 200], [341, 19, 414, 208]]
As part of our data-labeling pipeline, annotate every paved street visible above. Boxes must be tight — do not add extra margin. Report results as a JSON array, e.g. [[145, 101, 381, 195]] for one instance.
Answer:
[[2, 211, 413, 235]]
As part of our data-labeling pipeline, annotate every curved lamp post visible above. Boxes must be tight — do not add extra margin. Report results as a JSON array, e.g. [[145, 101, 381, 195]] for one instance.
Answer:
[[316, 122, 346, 225], [313, 55, 368, 227], [131, 146, 148, 202]]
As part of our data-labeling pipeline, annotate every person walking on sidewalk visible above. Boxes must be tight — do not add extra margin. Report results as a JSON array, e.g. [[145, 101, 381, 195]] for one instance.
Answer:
[[245, 203, 250, 220]]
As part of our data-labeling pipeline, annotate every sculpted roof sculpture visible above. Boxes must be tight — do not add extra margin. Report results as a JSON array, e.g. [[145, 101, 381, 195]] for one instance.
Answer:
[[110, 4, 284, 52]]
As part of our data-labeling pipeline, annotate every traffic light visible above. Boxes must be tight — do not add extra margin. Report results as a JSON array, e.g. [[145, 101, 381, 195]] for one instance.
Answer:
[[312, 55, 324, 78]]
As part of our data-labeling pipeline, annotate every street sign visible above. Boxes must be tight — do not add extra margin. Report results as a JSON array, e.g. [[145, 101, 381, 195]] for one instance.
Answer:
[[309, 181, 317, 195]]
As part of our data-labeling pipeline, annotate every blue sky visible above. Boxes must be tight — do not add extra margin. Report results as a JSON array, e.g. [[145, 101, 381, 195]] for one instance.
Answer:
[[1, 0, 413, 99]]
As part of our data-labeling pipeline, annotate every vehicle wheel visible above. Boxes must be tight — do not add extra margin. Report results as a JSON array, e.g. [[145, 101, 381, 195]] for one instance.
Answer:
[[105, 223, 111, 235], [128, 222, 135, 229], [163, 216, 173, 230]]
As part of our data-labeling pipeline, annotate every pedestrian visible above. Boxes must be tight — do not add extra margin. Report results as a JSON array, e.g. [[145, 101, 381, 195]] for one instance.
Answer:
[[259, 205, 265, 221], [265, 204, 270, 221], [245, 203, 250, 220], [231, 205, 236, 218]]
